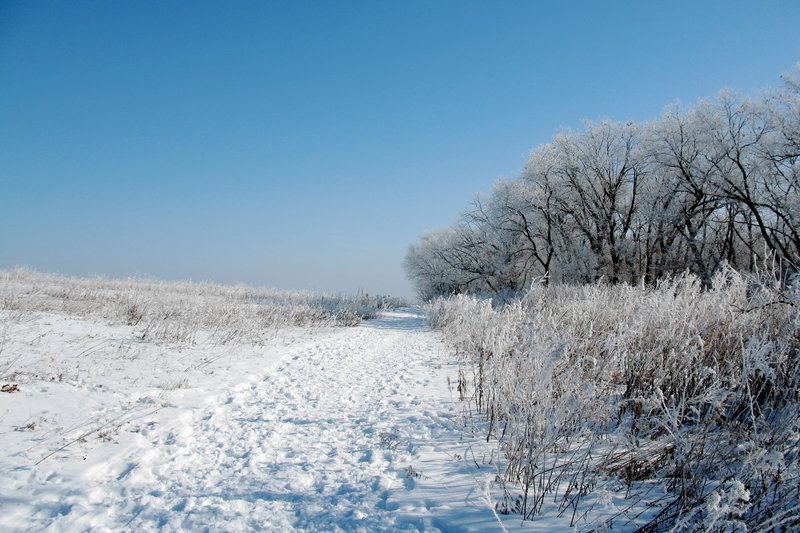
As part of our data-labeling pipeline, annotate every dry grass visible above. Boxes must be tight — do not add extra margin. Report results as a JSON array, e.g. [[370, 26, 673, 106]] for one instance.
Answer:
[[428, 267, 799, 531], [0, 268, 406, 346]]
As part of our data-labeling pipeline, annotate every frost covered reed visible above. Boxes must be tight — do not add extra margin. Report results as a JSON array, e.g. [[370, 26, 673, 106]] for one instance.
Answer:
[[428, 267, 799, 531], [1, 268, 404, 345]]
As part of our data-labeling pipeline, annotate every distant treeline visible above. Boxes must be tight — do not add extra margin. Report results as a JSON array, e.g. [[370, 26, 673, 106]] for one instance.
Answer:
[[405, 67, 800, 300]]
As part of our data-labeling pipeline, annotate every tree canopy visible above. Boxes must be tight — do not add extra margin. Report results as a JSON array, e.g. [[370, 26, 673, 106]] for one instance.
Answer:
[[406, 67, 800, 300]]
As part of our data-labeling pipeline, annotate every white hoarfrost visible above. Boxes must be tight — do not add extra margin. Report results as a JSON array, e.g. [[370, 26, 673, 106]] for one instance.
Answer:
[[0, 309, 533, 532]]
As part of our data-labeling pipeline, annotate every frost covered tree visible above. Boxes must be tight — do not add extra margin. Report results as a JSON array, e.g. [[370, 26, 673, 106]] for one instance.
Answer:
[[405, 66, 800, 299], [647, 104, 731, 284], [546, 120, 645, 283]]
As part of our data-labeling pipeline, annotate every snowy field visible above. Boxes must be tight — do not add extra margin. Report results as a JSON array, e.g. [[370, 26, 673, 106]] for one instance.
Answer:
[[0, 274, 538, 532], [0, 271, 680, 532]]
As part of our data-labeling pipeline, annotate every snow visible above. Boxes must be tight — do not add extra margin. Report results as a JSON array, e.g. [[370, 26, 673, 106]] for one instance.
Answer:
[[0, 306, 642, 531], [0, 309, 526, 531]]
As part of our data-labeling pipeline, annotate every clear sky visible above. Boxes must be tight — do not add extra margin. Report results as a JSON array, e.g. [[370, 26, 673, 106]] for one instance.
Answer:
[[2, 1, 799, 298]]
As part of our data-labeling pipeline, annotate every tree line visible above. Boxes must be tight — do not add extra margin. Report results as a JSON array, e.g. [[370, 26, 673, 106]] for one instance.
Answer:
[[405, 67, 800, 300]]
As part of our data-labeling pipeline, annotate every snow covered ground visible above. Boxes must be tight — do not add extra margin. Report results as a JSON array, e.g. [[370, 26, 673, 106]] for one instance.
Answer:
[[1, 308, 547, 532]]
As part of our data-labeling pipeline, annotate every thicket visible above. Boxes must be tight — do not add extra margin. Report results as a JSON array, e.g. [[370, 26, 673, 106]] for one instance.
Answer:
[[406, 67, 800, 300], [428, 269, 799, 530], [0, 268, 404, 345]]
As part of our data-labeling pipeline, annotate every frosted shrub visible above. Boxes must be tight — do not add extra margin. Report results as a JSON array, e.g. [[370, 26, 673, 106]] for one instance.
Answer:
[[428, 268, 799, 530]]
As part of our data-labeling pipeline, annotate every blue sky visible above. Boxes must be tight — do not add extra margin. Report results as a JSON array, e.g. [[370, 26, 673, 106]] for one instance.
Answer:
[[2, 1, 799, 298]]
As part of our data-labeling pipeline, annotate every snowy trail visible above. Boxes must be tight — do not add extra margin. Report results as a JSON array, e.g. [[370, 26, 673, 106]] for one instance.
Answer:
[[106, 310, 444, 531], [4, 309, 514, 532]]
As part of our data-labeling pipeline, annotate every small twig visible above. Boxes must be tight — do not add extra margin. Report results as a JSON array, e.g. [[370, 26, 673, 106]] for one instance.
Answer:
[[34, 404, 165, 466]]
